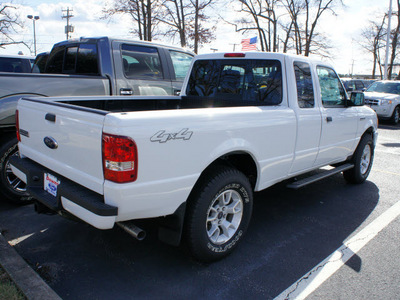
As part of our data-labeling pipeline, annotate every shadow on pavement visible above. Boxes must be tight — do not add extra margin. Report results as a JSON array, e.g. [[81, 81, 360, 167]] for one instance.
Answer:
[[0, 173, 379, 299]]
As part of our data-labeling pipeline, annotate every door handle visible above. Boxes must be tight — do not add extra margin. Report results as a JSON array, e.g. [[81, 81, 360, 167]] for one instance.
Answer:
[[120, 88, 133, 96], [326, 116, 333, 122], [45, 113, 56, 122]]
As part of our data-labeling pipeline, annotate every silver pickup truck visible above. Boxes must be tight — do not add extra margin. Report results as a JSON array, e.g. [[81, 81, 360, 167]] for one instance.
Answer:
[[0, 37, 193, 204]]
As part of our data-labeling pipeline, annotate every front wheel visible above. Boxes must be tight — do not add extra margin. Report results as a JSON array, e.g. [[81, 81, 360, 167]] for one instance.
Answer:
[[343, 135, 374, 184], [185, 165, 253, 262], [391, 106, 400, 124]]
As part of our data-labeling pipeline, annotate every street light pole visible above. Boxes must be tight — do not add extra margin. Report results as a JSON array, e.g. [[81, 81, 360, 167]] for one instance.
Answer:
[[27, 15, 40, 56], [384, 0, 393, 80]]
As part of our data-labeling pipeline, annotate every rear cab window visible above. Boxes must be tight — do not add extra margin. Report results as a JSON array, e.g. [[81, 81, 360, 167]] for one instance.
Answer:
[[186, 59, 282, 106], [121, 44, 163, 79], [45, 43, 99, 75]]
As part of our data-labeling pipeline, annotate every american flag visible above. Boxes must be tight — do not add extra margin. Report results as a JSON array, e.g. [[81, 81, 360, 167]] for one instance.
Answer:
[[241, 37, 257, 51]]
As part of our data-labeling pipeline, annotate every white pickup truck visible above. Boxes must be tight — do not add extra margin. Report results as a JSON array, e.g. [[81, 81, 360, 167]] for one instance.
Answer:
[[10, 52, 378, 262]]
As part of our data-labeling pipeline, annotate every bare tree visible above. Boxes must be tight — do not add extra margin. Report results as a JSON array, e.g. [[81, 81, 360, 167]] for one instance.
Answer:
[[159, 0, 191, 47], [281, 0, 303, 54], [234, 0, 280, 52], [0, 3, 28, 49], [281, 0, 343, 56], [359, 14, 389, 79], [189, 0, 215, 53], [103, 0, 162, 41]]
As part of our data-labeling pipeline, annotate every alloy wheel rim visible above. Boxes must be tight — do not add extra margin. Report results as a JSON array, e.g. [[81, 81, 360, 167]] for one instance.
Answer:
[[360, 144, 371, 175], [206, 189, 243, 245], [5, 151, 26, 193]]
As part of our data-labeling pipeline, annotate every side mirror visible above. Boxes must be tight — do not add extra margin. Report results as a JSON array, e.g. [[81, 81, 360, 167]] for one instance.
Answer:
[[348, 91, 365, 106]]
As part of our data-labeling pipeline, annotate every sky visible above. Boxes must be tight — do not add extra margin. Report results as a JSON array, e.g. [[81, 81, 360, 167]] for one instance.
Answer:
[[0, 0, 393, 75]]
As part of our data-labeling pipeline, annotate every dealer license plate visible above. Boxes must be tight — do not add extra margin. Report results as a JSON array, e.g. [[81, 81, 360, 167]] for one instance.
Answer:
[[44, 173, 60, 197]]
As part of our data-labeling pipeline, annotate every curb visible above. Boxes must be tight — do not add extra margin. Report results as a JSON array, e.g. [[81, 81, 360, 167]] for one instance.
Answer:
[[0, 232, 62, 300]]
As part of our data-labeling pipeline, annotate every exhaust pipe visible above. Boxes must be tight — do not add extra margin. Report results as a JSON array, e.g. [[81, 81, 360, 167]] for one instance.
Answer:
[[117, 222, 146, 241], [34, 201, 56, 215]]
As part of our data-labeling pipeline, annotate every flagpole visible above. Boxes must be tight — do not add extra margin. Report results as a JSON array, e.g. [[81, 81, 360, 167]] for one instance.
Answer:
[[384, 0, 393, 80]]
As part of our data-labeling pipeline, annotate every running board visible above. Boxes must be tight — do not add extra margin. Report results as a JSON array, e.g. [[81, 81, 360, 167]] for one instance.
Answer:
[[287, 163, 354, 189]]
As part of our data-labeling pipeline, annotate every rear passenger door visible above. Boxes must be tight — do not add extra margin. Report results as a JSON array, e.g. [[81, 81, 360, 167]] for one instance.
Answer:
[[112, 41, 173, 96], [289, 60, 322, 174]]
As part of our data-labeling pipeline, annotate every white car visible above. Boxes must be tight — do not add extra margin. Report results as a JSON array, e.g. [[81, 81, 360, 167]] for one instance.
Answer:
[[364, 80, 400, 124]]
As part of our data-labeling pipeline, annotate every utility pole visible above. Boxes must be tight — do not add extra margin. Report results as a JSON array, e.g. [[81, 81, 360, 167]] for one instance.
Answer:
[[62, 7, 74, 40]]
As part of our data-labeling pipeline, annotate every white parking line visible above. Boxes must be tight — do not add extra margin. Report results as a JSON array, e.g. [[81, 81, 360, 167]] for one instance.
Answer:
[[274, 200, 400, 300]]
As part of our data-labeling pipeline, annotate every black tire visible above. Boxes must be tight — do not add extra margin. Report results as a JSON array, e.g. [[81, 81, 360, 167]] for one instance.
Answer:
[[391, 106, 400, 125], [0, 137, 31, 204], [343, 134, 374, 184], [185, 165, 253, 262]]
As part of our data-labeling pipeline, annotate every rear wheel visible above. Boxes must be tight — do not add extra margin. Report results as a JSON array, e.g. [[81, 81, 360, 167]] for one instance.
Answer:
[[185, 165, 253, 262], [343, 135, 374, 184], [0, 137, 31, 204]]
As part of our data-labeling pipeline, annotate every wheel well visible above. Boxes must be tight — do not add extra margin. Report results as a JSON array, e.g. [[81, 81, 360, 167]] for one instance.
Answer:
[[362, 127, 375, 142], [158, 152, 258, 247], [0, 127, 16, 144], [206, 152, 258, 189]]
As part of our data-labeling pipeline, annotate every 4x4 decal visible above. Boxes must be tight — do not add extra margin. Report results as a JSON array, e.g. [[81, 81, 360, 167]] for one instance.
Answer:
[[150, 128, 193, 143]]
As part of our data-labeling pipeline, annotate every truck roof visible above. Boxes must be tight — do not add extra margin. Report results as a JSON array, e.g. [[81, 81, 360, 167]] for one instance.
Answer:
[[52, 36, 193, 54], [194, 52, 333, 67]]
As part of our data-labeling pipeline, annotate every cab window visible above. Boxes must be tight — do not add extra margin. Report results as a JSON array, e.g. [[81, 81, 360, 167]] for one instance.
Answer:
[[317, 66, 346, 107], [121, 44, 163, 79], [169, 51, 193, 80], [294, 61, 314, 108], [186, 59, 282, 106], [45, 44, 99, 75]]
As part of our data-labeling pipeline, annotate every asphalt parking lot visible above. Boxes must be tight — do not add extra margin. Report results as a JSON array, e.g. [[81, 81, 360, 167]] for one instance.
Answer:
[[0, 123, 399, 300]]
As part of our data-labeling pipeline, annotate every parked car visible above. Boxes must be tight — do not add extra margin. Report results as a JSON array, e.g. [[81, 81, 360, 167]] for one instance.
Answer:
[[0, 54, 34, 73], [362, 79, 376, 89], [11, 52, 377, 262], [364, 80, 400, 124], [31, 51, 49, 73], [341, 78, 367, 93], [0, 36, 194, 204]]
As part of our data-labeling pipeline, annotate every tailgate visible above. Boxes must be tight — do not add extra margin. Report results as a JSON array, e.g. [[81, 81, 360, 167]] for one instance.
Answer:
[[17, 98, 107, 194]]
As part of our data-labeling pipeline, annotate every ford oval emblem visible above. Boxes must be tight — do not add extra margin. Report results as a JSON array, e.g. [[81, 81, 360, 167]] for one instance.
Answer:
[[44, 137, 58, 149]]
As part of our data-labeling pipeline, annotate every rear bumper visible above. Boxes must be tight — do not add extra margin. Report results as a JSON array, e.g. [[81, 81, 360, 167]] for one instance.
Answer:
[[9, 156, 117, 229]]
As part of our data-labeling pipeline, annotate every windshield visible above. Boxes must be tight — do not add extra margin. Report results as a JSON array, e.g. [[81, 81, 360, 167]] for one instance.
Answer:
[[366, 81, 400, 95]]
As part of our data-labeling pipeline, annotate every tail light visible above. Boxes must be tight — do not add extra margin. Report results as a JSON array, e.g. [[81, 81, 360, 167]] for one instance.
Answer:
[[16, 109, 21, 142], [102, 133, 138, 183]]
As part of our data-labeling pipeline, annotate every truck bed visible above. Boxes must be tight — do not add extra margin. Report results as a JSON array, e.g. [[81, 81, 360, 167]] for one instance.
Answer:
[[28, 94, 279, 114]]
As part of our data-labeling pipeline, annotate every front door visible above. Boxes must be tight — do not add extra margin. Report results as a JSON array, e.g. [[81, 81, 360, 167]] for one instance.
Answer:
[[314, 66, 358, 166]]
